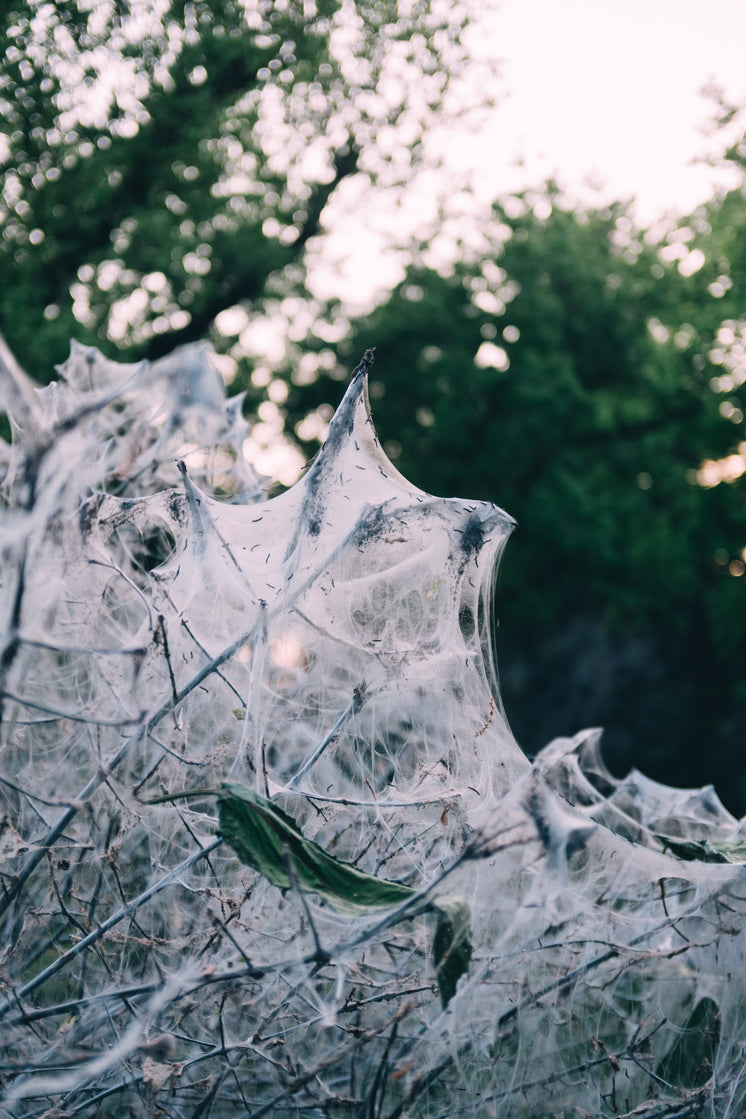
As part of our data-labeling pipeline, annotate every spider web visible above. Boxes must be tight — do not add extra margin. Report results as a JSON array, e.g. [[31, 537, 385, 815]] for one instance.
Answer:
[[1, 340, 745, 1118]]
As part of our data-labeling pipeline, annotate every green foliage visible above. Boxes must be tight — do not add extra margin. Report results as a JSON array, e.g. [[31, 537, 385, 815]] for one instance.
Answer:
[[217, 781, 415, 914], [0, 0, 477, 376], [219, 783, 473, 1006], [430, 895, 472, 1008]]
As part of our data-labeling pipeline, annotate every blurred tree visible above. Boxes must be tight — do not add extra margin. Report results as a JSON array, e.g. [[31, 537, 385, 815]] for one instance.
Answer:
[[0, 0, 488, 377], [282, 190, 746, 812]]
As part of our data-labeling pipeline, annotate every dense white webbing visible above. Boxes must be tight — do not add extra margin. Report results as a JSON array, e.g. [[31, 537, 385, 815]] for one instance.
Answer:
[[1, 341, 745, 1118]]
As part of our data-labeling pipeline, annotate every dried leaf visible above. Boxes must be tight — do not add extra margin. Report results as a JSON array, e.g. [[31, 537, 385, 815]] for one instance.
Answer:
[[142, 1057, 176, 1091], [0, 816, 32, 860]]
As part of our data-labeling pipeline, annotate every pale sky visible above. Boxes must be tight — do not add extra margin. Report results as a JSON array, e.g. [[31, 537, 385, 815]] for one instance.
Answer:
[[471, 0, 746, 222], [307, 0, 746, 311]]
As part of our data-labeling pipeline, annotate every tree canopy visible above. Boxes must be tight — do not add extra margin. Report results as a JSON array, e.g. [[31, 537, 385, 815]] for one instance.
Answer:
[[0, 0, 485, 374]]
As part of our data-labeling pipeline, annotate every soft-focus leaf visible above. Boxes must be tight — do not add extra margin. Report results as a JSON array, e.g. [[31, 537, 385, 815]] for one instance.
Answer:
[[656, 834, 746, 864], [709, 839, 746, 863], [431, 895, 473, 1008]]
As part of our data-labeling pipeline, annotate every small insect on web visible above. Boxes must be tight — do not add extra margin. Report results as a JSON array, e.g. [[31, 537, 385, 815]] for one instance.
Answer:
[[1, 338, 746, 1118]]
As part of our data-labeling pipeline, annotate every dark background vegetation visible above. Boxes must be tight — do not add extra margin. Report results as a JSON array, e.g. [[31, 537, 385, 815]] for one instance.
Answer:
[[4, 0, 746, 810]]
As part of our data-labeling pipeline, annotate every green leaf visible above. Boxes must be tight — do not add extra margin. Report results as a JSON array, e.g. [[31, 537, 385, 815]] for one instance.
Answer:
[[217, 783, 415, 916], [155, 782, 473, 1005], [431, 895, 473, 1008]]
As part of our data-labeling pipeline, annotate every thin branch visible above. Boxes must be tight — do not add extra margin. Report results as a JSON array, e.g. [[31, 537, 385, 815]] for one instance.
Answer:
[[0, 837, 222, 1018]]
